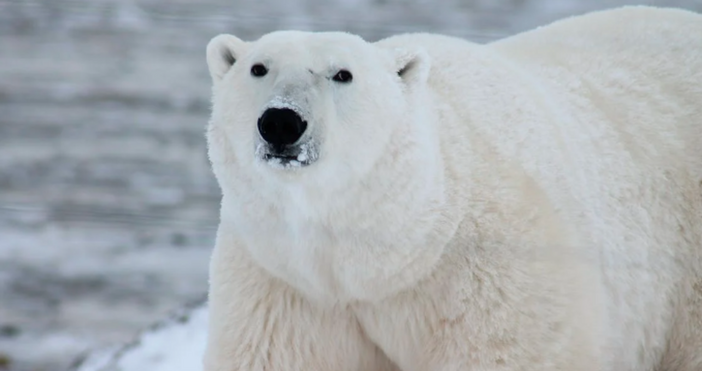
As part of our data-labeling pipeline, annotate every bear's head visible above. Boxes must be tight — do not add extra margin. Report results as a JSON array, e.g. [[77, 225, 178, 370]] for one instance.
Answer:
[[206, 31, 431, 175], [206, 31, 447, 302]]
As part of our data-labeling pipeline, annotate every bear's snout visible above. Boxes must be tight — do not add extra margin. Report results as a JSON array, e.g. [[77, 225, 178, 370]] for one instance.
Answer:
[[258, 108, 308, 149]]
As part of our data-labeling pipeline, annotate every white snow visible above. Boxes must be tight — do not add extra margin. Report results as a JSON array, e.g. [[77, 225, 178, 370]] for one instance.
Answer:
[[296, 142, 318, 164], [266, 95, 306, 115], [73, 304, 208, 371]]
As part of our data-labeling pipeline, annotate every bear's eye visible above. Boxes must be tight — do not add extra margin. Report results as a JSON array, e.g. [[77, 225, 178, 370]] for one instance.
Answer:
[[251, 64, 268, 77], [332, 70, 353, 83]]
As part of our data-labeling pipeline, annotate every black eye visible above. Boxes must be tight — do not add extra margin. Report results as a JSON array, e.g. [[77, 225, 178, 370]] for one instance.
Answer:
[[332, 69, 353, 83], [251, 64, 268, 77]]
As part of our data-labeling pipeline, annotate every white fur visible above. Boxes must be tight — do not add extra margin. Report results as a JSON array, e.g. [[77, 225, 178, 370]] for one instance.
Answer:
[[203, 6, 702, 371]]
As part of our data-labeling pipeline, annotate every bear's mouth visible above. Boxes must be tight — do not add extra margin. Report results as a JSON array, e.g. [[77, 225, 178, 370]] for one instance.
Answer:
[[256, 142, 318, 169], [263, 153, 310, 168]]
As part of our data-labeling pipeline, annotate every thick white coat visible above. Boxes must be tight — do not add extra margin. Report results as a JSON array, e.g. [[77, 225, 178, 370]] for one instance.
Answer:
[[204, 6, 702, 371]]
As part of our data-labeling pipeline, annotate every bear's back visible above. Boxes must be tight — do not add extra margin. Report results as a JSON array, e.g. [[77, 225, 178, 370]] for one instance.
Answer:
[[490, 6, 702, 180]]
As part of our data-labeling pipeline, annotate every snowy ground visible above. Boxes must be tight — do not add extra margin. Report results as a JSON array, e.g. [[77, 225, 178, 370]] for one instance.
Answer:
[[71, 302, 208, 371], [1, 0, 701, 370]]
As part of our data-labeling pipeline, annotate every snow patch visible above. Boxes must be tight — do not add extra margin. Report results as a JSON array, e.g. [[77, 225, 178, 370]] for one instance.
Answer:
[[265, 95, 306, 116], [73, 303, 208, 371]]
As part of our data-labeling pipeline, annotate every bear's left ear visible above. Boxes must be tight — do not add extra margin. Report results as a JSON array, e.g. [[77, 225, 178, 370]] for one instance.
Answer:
[[206, 34, 249, 82], [390, 47, 431, 86]]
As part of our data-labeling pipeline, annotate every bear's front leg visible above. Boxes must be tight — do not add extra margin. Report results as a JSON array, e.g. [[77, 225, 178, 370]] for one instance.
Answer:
[[204, 230, 396, 371], [355, 245, 605, 371], [426, 262, 603, 371]]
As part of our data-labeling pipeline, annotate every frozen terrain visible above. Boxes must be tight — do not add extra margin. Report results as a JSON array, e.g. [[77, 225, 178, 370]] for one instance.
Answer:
[[1, 0, 701, 370], [71, 303, 208, 371]]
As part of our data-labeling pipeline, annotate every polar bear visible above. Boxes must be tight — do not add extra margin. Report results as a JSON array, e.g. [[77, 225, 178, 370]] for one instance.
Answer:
[[203, 5, 702, 371]]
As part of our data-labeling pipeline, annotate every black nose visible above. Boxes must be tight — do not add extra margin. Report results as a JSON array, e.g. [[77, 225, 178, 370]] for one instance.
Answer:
[[257, 108, 307, 148]]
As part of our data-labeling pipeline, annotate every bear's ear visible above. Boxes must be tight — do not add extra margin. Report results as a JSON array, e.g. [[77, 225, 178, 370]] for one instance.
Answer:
[[206, 34, 248, 82], [391, 47, 431, 86]]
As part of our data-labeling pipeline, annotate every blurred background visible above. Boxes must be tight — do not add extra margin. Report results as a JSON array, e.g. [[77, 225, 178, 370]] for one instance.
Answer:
[[1, 0, 701, 370]]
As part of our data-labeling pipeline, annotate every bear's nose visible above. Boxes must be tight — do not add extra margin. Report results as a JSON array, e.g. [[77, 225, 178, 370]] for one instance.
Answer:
[[257, 108, 308, 148]]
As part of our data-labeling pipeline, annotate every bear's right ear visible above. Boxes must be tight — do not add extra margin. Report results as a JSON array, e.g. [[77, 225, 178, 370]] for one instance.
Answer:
[[390, 47, 431, 86], [206, 34, 248, 82]]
